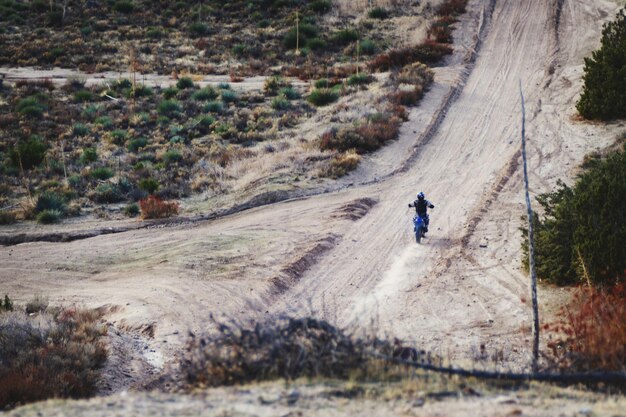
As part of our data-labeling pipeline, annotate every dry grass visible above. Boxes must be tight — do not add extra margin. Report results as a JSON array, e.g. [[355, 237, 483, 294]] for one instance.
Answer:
[[139, 195, 179, 219], [181, 316, 400, 388], [546, 284, 626, 372], [0, 304, 107, 409]]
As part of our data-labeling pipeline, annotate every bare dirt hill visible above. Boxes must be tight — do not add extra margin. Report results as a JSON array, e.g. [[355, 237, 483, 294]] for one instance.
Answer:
[[1, 0, 624, 403]]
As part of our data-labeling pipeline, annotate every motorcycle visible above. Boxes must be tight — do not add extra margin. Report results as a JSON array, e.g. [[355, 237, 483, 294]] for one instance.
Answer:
[[412, 214, 426, 244]]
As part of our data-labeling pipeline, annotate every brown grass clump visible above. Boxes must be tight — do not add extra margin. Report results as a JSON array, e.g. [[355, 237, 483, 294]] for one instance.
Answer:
[[320, 115, 402, 153], [369, 41, 453, 72], [139, 195, 179, 219], [326, 150, 362, 178], [546, 284, 626, 372], [181, 316, 393, 388], [0, 305, 107, 409]]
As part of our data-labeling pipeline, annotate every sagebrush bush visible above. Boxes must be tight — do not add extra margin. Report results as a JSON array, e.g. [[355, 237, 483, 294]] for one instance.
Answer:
[[36, 209, 62, 224], [79, 148, 97, 165], [368, 7, 389, 19], [182, 316, 391, 388], [359, 39, 376, 55], [189, 22, 209, 37], [139, 178, 160, 194], [158, 99, 182, 116], [35, 191, 66, 214], [191, 87, 217, 101], [15, 97, 45, 118], [320, 116, 401, 153], [577, 8, 626, 120], [332, 29, 359, 46], [271, 97, 290, 110], [347, 73, 372, 86], [113, 0, 135, 13], [139, 195, 179, 219], [123, 202, 140, 217], [91, 183, 123, 203], [204, 100, 223, 113], [90, 166, 113, 180], [73, 89, 92, 102], [72, 123, 90, 136], [127, 137, 148, 153], [307, 88, 339, 106], [9, 135, 47, 170], [0, 307, 107, 409], [176, 77, 195, 90], [220, 90, 238, 103]]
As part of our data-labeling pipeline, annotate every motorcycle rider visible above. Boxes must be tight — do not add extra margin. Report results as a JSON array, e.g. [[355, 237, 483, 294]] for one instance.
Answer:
[[409, 192, 435, 233]]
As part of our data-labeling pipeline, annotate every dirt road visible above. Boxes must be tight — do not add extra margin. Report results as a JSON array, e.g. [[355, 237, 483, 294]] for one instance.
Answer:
[[1, 0, 623, 389]]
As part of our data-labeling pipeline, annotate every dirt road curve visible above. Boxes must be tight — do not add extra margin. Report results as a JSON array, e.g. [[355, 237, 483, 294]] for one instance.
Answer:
[[1, 0, 623, 389]]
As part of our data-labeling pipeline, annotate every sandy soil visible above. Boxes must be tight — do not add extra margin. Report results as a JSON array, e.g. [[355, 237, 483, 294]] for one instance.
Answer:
[[1, 0, 624, 397]]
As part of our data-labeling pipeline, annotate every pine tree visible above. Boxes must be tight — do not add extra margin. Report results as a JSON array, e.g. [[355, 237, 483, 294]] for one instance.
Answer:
[[576, 8, 626, 120]]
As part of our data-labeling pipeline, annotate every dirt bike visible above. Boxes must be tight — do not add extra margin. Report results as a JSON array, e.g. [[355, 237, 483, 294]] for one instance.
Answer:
[[412, 214, 426, 244]]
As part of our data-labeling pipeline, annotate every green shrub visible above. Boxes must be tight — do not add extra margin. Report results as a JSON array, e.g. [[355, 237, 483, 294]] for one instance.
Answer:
[[91, 183, 123, 203], [307, 88, 339, 106], [368, 7, 389, 19], [332, 29, 359, 45], [74, 90, 92, 102], [232, 43, 247, 56], [110, 129, 127, 144], [347, 73, 372, 86], [314, 78, 330, 89], [204, 101, 223, 113], [163, 149, 183, 164], [127, 137, 148, 153], [139, 178, 159, 194], [359, 39, 376, 55], [220, 90, 238, 103], [79, 147, 97, 164], [94, 116, 113, 128], [158, 100, 182, 116], [280, 86, 300, 100], [72, 123, 90, 136], [90, 166, 113, 180], [218, 82, 231, 90], [36, 209, 61, 223], [306, 37, 327, 50], [176, 77, 195, 90], [163, 86, 178, 99], [146, 27, 162, 39], [113, 0, 134, 13], [9, 136, 47, 170], [283, 23, 318, 49], [309, 0, 331, 13], [189, 22, 209, 37], [271, 97, 290, 110], [35, 191, 66, 214], [123, 202, 140, 217], [196, 115, 215, 129], [192, 87, 217, 101], [522, 145, 626, 285], [15, 97, 44, 118], [576, 8, 626, 120], [126, 84, 153, 98]]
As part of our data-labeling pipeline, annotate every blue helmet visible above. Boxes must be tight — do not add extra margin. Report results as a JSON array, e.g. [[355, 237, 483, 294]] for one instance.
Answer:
[[417, 192, 425, 200]]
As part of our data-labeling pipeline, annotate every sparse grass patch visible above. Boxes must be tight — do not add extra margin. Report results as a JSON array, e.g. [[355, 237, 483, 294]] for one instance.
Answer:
[[36, 209, 62, 224], [9, 135, 47, 170], [127, 137, 148, 153], [347, 73, 372, 86], [34, 191, 66, 215], [72, 123, 90, 136], [73, 89, 92, 102], [90, 182, 123, 203], [138, 177, 160, 194]]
